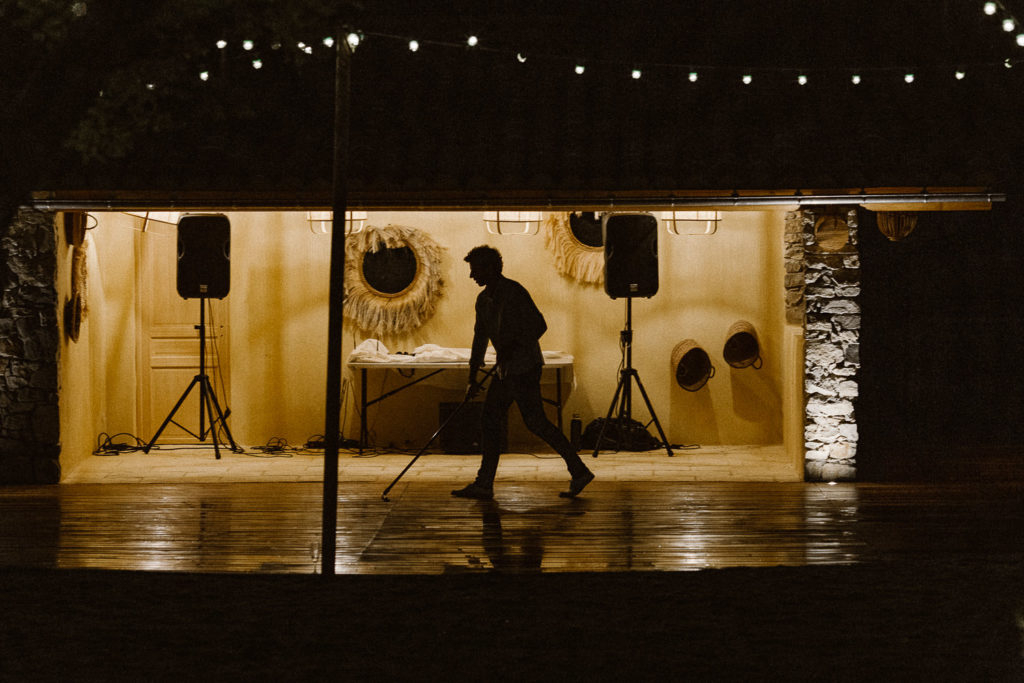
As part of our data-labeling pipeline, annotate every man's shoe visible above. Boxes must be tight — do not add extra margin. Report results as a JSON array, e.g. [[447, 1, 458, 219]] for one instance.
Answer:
[[560, 470, 595, 498], [451, 482, 494, 500]]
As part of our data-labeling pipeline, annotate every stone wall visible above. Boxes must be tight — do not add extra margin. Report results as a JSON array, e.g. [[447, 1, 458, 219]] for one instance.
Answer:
[[0, 208, 61, 484], [790, 208, 860, 481]]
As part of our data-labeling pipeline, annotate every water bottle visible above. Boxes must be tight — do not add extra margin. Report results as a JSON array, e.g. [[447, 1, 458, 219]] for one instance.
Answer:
[[570, 413, 582, 451]]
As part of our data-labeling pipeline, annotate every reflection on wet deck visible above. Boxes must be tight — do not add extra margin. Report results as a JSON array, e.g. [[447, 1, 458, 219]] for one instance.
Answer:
[[2, 481, 1022, 574]]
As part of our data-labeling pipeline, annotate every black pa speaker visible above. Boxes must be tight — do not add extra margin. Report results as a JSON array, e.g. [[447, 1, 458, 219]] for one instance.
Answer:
[[603, 213, 659, 298], [176, 214, 230, 299]]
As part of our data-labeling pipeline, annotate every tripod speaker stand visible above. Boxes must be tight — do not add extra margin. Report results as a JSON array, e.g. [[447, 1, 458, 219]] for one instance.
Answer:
[[143, 296, 238, 459], [591, 296, 674, 458]]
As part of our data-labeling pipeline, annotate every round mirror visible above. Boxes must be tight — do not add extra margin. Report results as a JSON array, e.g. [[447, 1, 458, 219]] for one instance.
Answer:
[[362, 245, 418, 296], [569, 212, 604, 248]]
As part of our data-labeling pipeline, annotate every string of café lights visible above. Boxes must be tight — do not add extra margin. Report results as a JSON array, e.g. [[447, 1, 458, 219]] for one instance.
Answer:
[[191, 3, 1024, 88]]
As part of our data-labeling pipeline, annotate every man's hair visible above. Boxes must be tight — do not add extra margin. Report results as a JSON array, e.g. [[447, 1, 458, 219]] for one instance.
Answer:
[[464, 245, 503, 273]]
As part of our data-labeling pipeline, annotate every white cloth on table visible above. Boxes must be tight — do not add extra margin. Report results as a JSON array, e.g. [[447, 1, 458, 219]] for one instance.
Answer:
[[349, 339, 572, 366]]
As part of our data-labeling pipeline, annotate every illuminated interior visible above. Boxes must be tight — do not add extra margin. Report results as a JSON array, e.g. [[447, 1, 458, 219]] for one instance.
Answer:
[[56, 209, 800, 479]]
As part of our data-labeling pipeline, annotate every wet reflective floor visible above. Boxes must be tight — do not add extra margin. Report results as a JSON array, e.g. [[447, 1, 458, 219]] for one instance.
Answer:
[[2, 480, 1022, 574]]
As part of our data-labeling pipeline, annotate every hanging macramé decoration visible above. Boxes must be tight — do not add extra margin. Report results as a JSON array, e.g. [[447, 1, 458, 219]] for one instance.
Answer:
[[876, 211, 918, 241], [344, 224, 446, 338], [544, 212, 605, 285], [63, 215, 90, 343]]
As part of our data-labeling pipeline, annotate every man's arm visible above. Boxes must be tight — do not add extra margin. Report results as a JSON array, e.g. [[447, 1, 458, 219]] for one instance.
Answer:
[[467, 295, 488, 398]]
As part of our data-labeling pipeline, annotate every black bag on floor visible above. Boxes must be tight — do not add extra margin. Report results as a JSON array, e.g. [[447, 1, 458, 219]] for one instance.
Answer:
[[580, 418, 662, 451]]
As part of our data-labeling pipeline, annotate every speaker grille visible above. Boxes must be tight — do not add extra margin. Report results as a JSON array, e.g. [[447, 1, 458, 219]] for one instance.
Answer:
[[176, 214, 231, 299], [603, 213, 659, 298]]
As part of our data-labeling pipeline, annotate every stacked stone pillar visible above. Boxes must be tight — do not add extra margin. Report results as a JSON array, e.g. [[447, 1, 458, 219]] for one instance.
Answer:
[[0, 208, 61, 484], [786, 208, 860, 481]]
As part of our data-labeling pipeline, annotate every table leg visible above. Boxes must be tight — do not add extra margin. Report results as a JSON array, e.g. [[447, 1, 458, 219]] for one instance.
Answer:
[[360, 368, 368, 455], [556, 367, 563, 433]]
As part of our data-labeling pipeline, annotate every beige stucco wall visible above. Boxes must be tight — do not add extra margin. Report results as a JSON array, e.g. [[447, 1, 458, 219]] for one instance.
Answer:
[[60, 209, 791, 463], [57, 212, 138, 475]]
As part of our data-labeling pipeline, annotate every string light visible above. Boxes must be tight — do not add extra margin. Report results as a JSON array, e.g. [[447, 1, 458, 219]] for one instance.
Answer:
[[190, 26, 1024, 89], [985, 1, 998, 15]]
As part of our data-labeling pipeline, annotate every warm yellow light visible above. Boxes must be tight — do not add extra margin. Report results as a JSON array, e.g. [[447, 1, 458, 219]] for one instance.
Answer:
[[306, 210, 367, 235], [483, 211, 541, 235], [661, 210, 721, 236]]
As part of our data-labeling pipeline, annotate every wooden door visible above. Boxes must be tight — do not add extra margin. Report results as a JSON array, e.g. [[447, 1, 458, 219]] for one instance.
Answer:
[[136, 221, 230, 444]]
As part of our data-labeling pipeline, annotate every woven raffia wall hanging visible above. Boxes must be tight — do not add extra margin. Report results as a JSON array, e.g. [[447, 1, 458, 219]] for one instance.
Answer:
[[344, 224, 446, 338], [544, 212, 605, 285]]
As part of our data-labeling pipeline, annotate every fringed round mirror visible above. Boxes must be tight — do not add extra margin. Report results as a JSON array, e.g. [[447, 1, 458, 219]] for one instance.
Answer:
[[345, 224, 446, 338], [544, 212, 605, 285]]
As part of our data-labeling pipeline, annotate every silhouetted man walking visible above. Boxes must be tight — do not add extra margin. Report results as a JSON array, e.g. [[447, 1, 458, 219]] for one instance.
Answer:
[[452, 246, 595, 500]]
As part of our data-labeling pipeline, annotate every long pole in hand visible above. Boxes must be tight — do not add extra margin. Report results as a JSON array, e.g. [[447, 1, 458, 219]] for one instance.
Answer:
[[381, 366, 495, 501]]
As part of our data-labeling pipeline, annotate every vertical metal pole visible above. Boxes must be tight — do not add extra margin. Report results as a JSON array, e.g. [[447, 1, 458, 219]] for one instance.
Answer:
[[198, 297, 207, 438], [321, 35, 352, 577]]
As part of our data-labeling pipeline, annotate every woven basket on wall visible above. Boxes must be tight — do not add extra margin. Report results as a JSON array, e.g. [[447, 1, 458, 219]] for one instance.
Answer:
[[671, 339, 715, 392], [723, 320, 762, 369]]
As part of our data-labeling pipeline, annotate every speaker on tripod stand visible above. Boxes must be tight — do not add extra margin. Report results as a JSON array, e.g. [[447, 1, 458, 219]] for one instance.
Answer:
[[592, 213, 674, 457], [143, 214, 238, 459]]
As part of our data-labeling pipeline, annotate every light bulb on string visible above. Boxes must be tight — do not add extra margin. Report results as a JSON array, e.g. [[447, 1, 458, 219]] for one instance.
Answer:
[[467, 35, 478, 47], [798, 73, 808, 85], [199, 71, 210, 81], [1006, 58, 1014, 68], [1017, 33, 1024, 45], [574, 63, 585, 75], [851, 73, 861, 84], [985, 1, 998, 15], [688, 71, 698, 82], [956, 70, 966, 79], [322, 36, 335, 48], [346, 32, 361, 49], [216, 40, 227, 49], [1004, 18, 1016, 32], [904, 72, 915, 83], [409, 39, 419, 52], [252, 59, 263, 70], [243, 40, 254, 51], [742, 73, 752, 84], [516, 52, 527, 63], [632, 68, 642, 79]]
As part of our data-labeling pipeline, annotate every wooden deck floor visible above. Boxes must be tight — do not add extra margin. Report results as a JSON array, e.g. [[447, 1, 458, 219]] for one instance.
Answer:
[[2, 478, 1023, 574]]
